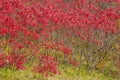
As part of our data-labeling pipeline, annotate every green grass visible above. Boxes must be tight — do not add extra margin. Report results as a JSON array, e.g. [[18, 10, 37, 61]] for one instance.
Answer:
[[0, 66, 117, 80], [48, 66, 117, 80]]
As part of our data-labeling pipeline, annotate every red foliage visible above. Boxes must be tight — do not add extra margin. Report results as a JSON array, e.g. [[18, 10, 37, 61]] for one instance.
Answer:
[[0, 53, 6, 68], [33, 55, 58, 76], [69, 58, 80, 67], [0, 0, 120, 76], [43, 41, 72, 55], [0, 0, 119, 45], [7, 53, 27, 69]]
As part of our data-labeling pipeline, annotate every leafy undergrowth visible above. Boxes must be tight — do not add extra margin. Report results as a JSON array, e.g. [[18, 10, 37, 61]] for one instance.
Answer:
[[0, 66, 117, 80]]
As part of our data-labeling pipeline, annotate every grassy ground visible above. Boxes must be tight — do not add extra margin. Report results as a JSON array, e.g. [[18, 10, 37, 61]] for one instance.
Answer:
[[0, 66, 117, 80]]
